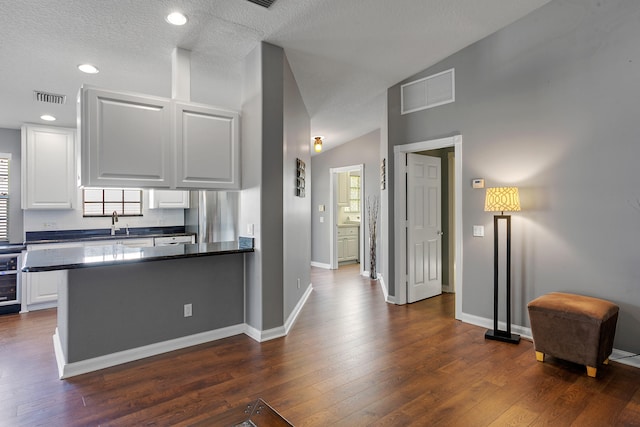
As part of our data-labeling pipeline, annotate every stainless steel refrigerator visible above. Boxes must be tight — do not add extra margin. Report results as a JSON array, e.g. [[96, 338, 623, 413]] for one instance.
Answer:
[[184, 191, 239, 243]]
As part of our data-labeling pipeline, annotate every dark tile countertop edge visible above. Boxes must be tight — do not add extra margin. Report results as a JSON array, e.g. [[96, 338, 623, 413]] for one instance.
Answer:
[[25, 226, 192, 244], [22, 241, 254, 273]]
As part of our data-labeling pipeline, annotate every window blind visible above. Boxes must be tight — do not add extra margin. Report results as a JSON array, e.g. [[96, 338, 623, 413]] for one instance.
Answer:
[[0, 157, 9, 241]]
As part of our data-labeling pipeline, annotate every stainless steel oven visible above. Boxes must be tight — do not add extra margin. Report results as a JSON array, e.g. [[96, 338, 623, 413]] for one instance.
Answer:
[[0, 249, 23, 315]]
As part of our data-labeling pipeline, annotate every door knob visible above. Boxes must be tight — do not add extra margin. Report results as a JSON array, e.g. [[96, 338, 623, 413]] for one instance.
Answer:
[[437, 231, 444, 236]]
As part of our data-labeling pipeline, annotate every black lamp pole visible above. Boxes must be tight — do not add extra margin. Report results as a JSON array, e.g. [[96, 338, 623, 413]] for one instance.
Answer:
[[485, 213, 520, 344]]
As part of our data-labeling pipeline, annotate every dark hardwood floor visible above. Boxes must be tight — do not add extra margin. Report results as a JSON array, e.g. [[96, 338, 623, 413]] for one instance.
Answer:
[[1, 264, 639, 426]]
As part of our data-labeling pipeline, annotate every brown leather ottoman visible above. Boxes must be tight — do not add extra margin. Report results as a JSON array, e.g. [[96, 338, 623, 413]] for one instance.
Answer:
[[527, 292, 619, 377]]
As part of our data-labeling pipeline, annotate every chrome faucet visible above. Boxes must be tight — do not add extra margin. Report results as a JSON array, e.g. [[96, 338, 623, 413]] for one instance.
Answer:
[[110, 211, 120, 235]]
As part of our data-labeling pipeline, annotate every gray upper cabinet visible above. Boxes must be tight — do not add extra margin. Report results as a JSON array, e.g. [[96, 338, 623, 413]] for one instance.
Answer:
[[80, 87, 173, 188], [79, 86, 241, 190], [174, 102, 240, 190]]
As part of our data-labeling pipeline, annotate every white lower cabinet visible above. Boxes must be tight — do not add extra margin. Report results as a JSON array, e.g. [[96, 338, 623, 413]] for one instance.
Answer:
[[23, 270, 66, 310], [83, 238, 154, 248], [337, 226, 359, 262]]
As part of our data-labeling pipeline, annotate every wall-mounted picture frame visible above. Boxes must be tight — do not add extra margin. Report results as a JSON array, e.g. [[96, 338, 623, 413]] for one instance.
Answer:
[[296, 158, 306, 197], [380, 158, 386, 190]]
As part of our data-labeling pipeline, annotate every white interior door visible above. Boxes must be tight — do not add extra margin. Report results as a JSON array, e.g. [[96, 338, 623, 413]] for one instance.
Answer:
[[407, 153, 442, 303]]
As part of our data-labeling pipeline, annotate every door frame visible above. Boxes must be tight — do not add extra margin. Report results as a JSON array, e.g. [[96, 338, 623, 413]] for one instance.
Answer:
[[329, 164, 365, 274], [393, 135, 463, 320]]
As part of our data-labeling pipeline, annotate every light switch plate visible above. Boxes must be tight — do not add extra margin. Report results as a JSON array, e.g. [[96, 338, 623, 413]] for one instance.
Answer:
[[472, 178, 485, 189], [473, 225, 485, 237]]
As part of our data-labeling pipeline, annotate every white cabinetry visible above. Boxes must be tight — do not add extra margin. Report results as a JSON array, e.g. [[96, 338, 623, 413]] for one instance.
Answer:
[[23, 269, 66, 309], [79, 86, 241, 190], [80, 87, 173, 188], [22, 241, 82, 311], [149, 190, 190, 209], [174, 102, 240, 190], [154, 235, 195, 245], [83, 238, 155, 248], [337, 226, 359, 262], [21, 125, 76, 209]]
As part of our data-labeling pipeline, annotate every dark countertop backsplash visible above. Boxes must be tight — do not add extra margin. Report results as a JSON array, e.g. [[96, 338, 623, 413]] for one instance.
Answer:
[[25, 226, 191, 244]]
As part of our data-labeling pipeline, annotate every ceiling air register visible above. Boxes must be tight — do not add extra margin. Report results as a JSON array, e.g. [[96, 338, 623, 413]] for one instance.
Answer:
[[246, 0, 277, 8]]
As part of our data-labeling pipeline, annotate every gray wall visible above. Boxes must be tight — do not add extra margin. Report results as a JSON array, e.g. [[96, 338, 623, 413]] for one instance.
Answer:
[[241, 42, 311, 332], [63, 254, 245, 362], [387, 0, 640, 353], [311, 129, 380, 269], [260, 43, 285, 330], [283, 54, 311, 317], [241, 43, 264, 330], [0, 128, 23, 243]]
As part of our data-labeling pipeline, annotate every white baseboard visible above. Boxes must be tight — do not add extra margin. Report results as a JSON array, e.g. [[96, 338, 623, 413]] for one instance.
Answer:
[[310, 261, 331, 269], [245, 323, 286, 342], [460, 312, 639, 370], [610, 349, 640, 369], [284, 283, 313, 335], [54, 283, 316, 378], [245, 283, 313, 342], [54, 324, 246, 379], [460, 312, 532, 340]]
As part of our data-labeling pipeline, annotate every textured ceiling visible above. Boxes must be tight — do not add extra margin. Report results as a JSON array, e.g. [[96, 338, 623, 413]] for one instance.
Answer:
[[0, 0, 551, 151]]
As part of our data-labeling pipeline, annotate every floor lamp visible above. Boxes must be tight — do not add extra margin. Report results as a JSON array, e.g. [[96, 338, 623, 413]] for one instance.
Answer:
[[484, 187, 521, 344]]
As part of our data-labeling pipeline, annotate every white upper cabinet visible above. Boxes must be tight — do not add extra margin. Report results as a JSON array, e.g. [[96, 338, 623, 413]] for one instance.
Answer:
[[79, 86, 241, 190], [148, 190, 190, 209], [21, 124, 76, 209], [80, 87, 173, 188], [174, 102, 240, 190]]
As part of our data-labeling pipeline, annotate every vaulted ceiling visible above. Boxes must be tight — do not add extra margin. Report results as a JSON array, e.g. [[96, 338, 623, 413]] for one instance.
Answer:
[[0, 0, 551, 151]]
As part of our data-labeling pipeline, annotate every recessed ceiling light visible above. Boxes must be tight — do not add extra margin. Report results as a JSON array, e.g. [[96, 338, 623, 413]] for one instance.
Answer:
[[166, 12, 188, 26], [78, 64, 99, 74], [40, 114, 56, 121]]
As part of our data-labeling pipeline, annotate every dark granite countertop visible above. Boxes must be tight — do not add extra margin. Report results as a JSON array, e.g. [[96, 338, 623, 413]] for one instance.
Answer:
[[22, 241, 254, 272]]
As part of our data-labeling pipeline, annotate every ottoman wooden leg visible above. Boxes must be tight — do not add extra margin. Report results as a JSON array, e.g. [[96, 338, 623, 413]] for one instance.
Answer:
[[603, 358, 609, 365], [586, 366, 597, 378], [535, 351, 545, 362]]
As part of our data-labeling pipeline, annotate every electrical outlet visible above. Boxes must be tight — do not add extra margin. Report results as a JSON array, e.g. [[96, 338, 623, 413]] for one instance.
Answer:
[[297, 278, 301, 289], [184, 303, 192, 317]]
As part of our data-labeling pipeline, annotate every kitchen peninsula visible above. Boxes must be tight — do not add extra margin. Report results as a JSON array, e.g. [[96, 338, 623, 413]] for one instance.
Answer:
[[22, 239, 253, 378]]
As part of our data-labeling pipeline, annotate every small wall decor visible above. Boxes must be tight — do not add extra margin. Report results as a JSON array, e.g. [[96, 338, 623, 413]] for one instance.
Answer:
[[296, 158, 306, 197], [380, 158, 386, 190]]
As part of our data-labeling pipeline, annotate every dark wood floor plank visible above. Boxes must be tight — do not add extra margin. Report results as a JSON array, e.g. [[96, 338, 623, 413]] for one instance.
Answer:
[[0, 264, 639, 426]]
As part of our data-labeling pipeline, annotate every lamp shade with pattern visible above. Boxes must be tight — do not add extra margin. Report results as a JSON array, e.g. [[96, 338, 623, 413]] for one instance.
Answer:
[[484, 187, 521, 213]]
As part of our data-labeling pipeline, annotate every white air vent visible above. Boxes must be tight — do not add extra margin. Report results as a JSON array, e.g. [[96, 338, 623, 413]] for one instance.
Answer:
[[247, 0, 276, 8], [401, 68, 454, 115], [33, 90, 67, 105]]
